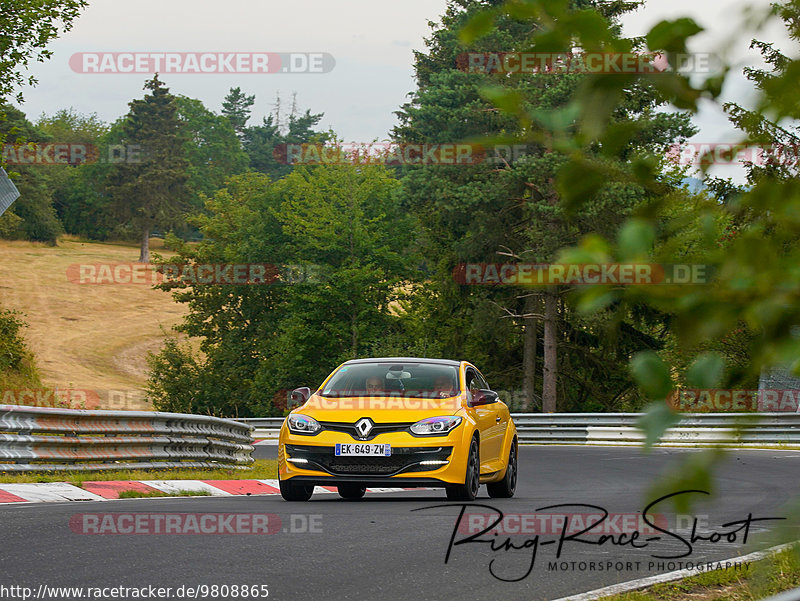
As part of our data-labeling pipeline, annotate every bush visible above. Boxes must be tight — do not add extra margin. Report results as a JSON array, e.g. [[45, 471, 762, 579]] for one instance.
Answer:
[[0, 309, 41, 390]]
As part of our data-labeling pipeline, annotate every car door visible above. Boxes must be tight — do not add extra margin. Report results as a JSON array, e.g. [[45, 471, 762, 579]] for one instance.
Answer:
[[472, 369, 505, 463], [466, 367, 500, 465]]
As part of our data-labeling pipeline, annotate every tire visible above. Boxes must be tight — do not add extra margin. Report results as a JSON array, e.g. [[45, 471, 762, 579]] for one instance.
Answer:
[[487, 441, 517, 499], [338, 484, 367, 500], [279, 478, 314, 502], [446, 438, 480, 501]]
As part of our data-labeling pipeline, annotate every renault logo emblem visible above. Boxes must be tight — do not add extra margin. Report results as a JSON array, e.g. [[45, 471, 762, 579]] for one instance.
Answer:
[[354, 418, 374, 439]]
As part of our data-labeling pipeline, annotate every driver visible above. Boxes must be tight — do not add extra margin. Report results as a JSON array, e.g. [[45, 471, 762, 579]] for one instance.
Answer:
[[365, 376, 384, 395], [433, 375, 456, 398]]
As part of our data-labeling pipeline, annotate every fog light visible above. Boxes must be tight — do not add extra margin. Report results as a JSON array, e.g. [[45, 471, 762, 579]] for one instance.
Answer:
[[287, 457, 309, 464], [419, 460, 449, 466]]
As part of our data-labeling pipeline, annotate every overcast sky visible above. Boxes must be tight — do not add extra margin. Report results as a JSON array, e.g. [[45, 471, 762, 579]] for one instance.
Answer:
[[13, 0, 794, 181]]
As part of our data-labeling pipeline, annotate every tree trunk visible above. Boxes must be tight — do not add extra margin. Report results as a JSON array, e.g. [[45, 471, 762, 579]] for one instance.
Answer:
[[542, 291, 558, 413], [138, 229, 150, 263], [522, 295, 538, 411]]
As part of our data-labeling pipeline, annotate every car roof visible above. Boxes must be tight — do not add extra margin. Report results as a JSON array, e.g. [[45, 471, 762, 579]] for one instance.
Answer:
[[342, 357, 462, 367]]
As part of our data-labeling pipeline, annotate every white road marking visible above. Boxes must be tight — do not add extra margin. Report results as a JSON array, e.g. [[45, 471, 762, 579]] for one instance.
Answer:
[[550, 542, 797, 601], [0, 482, 105, 503]]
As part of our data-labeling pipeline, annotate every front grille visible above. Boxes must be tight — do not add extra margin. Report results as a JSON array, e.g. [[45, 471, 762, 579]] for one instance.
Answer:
[[318, 421, 414, 441], [286, 445, 452, 476]]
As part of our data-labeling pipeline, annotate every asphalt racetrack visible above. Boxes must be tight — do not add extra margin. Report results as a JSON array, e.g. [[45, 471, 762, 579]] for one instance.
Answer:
[[2, 446, 798, 601]]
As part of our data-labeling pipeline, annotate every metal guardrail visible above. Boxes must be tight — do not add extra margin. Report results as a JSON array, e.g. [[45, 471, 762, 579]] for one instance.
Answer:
[[0, 405, 254, 472], [240, 413, 800, 448], [510, 413, 800, 446]]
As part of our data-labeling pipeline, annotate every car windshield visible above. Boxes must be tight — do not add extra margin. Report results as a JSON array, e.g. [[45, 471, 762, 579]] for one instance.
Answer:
[[320, 362, 460, 398]]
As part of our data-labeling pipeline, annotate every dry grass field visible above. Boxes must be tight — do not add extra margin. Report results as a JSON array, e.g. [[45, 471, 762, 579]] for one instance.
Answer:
[[0, 237, 188, 410]]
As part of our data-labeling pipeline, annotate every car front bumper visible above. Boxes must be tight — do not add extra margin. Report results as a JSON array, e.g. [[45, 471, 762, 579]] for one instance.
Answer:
[[278, 429, 471, 486]]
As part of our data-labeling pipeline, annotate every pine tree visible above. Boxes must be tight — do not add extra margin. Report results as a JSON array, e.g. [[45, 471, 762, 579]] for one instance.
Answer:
[[221, 87, 255, 141], [394, 0, 695, 411], [107, 75, 190, 262]]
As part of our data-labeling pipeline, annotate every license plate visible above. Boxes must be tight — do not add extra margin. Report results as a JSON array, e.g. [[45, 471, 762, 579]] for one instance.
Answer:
[[335, 443, 391, 456]]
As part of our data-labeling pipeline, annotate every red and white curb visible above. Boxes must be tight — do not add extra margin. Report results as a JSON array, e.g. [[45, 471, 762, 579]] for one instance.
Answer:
[[0, 480, 430, 504]]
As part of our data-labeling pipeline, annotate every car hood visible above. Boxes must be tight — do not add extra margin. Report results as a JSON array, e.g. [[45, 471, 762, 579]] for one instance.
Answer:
[[294, 393, 466, 423]]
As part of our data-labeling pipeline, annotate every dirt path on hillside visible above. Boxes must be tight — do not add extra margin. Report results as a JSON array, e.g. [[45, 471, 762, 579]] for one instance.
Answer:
[[0, 239, 188, 410]]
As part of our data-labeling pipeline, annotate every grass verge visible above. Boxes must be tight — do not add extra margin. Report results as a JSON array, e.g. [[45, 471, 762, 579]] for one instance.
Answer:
[[117, 489, 211, 499], [0, 459, 278, 485], [0, 238, 186, 407], [596, 545, 800, 601]]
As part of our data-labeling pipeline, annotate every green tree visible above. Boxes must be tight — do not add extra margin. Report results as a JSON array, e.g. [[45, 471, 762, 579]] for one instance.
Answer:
[[106, 75, 191, 262], [47, 98, 248, 242], [0, 0, 87, 104], [0, 103, 64, 244], [243, 99, 328, 180], [37, 108, 108, 143], [35, 108, 110, 237], [393, 0, 694, 411], [147, 163, 411, 417], [273, 163, 411, 364], [451, 0, 800, 505], [221, 87, 255, 140], [148, 172, 287, 417], [175, 95, 249, 213]]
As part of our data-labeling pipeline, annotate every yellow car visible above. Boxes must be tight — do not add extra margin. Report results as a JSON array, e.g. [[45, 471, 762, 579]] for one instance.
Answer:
[[278, 357, 518, 501]]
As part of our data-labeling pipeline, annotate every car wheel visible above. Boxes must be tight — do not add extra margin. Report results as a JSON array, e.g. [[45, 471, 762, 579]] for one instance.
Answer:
[[487, 441, 517, 499], [446, 438, 480, 501], [338, 484, 367, 500], [279, 478, 314, 502]]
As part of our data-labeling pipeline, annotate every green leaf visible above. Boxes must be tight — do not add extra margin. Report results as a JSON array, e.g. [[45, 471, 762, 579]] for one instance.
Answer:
[[480, 85, 525, 115], [646, 449, 726, 513], [599, 122, 639, 157], [646, 72, 703, 111], [630, 351, 673, 399], [531, 104, 582, 134], [556, 157, 605, 212], [568, 10, 613, 51], [575, 287, 618, 314], [557, 235, 611, 264], [646, 18, 704, 53], [686, 352, 725, 388], [637, 401, 680, 450], [459, 11, 496, 44], [578, 233, 612, 257], [618, 218, 655, 259], [504, 0, 540, 20]]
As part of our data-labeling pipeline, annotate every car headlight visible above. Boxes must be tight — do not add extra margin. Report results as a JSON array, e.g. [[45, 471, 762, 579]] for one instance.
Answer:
[[287, 414, 322, 435], [410, 416, 462, 436]]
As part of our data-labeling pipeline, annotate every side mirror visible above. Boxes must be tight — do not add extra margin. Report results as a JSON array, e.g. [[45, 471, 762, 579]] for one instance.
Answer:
[[470, 389, 499, 407], [289, 387, 311, 408]]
